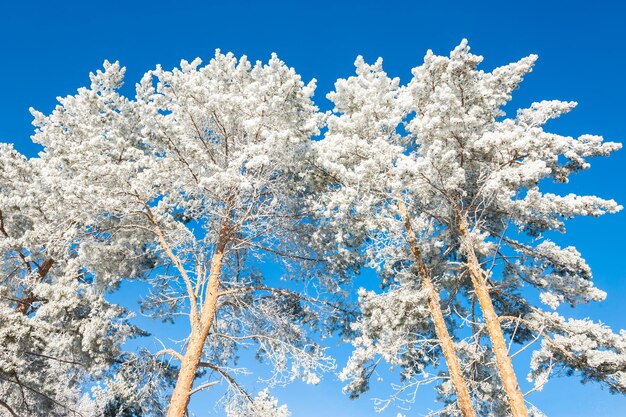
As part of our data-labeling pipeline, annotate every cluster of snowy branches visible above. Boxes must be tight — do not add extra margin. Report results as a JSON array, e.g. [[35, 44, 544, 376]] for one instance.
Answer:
[[1, 41, 624, 417]]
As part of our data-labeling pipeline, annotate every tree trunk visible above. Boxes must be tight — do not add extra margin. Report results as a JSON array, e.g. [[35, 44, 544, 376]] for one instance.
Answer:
[[457, 214, 528, 417], [166, 226, 229, 417], [397, 200, 476, 417]]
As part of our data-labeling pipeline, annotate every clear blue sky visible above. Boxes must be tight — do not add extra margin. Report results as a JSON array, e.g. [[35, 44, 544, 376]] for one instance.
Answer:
[[2, 1, 625, 416]]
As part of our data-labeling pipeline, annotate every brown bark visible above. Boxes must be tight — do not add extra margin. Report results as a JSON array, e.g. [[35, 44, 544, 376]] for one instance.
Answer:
[[16, 259, 54, 315], [457, 214, 528, 417], [397, 199, 476, 417], [166, 224, 229, 417], [2, 211, 54, 316]]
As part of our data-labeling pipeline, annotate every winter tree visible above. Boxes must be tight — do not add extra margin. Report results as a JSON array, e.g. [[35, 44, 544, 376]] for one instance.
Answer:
[[312, 56, 476, 417], [23, 53, 343, 416], [400, 40, 625, 416], [0, 143, 159, 416], [316, 41, 626, 416], [3, 41, 624, 417]]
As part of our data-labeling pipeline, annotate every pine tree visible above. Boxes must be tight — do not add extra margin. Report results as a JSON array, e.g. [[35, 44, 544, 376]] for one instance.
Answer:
[[27, 55, 342, 416], [317, 41, 626, 416], [313, 56, 476, 417], [0, 144, 143, 416]]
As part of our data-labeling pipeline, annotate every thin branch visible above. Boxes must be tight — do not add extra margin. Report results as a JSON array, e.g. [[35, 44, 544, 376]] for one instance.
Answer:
[[233, 239, 324, 262], [190, 380, 220, 396], [154, 348, 184, 362], [0, 398, 20, 417], [0, 375, 85, 417], [141, 201, 200, 326], [197, 362, 253, 404]]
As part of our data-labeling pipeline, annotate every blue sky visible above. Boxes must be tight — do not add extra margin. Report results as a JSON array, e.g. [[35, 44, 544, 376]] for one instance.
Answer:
[[2, 1, 625, 416]]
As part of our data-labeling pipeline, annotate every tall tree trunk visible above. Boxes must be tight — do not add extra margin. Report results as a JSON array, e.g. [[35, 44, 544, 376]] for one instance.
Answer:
[[167, 226, 229, 417], [457, 214, 528, 417], [397, 200, 476, 417]]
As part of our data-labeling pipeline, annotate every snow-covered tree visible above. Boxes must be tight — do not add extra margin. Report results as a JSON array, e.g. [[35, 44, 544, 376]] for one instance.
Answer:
[[4, 41, 624, 417], [313, 56, 476, 416], [28, 54, 340, 416], [317, 41, 626, 416], [0, 144, 150, 416], [400, 40, 624, 416]]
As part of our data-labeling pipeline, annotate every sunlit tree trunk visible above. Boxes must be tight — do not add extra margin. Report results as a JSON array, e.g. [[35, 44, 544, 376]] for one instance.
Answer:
[[457, 214, 528, 417], [166, 225, 229, 417], [397, 199, 476, 417]]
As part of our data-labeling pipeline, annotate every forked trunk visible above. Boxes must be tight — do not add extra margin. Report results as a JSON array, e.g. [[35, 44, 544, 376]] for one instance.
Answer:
[[457, 214, 528, 417], [397, 200, 476, 417], [166, 226, 229, 417]]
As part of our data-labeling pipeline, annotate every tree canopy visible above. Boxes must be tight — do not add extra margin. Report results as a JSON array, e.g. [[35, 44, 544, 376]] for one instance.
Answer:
[[1, 41, 624, 417]]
